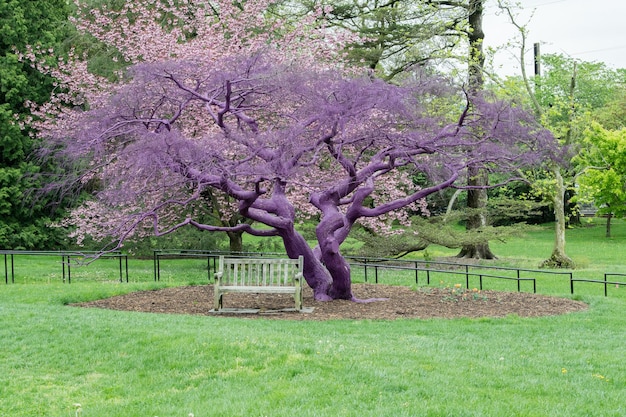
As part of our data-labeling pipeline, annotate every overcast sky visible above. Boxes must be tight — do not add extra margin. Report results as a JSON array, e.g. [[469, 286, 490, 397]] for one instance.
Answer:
[[482, 0, 626, 76]]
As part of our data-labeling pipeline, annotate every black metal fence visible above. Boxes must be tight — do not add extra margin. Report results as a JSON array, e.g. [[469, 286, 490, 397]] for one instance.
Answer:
[[346, 257, 584, 293], [152, 249, 285, 281], [571, 273, 626, 297], [1, 250, 128, 284], [2, 249, 625, 297]]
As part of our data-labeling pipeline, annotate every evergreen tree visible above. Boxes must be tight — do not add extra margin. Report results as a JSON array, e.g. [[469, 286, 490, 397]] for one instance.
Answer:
[[0, 0, 71, 248]]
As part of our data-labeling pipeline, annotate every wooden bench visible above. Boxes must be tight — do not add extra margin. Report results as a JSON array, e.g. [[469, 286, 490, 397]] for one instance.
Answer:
[[213, 256, 304, 311]]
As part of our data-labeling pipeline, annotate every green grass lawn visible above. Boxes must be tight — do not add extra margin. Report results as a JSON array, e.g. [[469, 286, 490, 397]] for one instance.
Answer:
[[1, 220, 625, 416]]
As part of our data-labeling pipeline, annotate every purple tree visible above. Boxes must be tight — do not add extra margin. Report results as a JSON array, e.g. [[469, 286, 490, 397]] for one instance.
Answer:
[[44, 54, 556, 301]]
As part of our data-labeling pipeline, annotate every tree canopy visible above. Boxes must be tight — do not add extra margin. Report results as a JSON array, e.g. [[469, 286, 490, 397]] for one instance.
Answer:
[[39, 53, 557, 300], [575, 124, 626, 237]]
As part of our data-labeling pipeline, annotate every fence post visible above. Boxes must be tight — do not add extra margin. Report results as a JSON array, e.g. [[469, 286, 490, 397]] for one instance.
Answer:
[[364, 258, 368, 283], [153, 251, 158, 281], [207, 256, 211, 282], [62, 255, 66, 283], [67, 255, 72, 284], [118, 255, 123, 283]]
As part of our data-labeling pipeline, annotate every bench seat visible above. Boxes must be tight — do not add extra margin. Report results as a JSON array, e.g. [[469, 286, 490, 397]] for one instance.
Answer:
[[213, 256, 304, 311]]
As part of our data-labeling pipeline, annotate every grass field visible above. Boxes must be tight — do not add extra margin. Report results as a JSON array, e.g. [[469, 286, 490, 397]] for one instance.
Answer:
[[1, 219, 625, 416]]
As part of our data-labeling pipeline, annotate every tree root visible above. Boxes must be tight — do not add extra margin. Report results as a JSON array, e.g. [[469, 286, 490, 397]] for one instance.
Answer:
[[313, 294, 388, 303], [313, 293, 334, 302], [539, 253, 575, 269], [351, 297, 389, 303]]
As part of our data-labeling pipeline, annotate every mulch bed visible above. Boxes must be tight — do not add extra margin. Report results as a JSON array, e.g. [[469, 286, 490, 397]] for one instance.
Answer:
[[75, 283, 588, 320]]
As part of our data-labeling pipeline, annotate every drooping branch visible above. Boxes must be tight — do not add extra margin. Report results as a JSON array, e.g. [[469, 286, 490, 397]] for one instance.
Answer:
[[41, 53, 558, 300]]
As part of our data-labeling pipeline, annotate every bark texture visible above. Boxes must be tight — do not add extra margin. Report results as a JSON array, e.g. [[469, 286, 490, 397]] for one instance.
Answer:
[[457, 0, 495, 260], [227, 231, 244, 253], [457, 167, 496, 259], [540, 170, 575, 268]]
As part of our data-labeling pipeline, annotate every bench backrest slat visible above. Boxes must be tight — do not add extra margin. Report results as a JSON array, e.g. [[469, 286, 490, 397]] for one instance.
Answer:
[[214, 256, 304, 311], [220, 257, 302, 287]]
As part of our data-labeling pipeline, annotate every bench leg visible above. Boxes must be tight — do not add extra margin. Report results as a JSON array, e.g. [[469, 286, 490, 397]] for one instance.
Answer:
[[214, 289, 223, 311], [294, 285, 302, 311]]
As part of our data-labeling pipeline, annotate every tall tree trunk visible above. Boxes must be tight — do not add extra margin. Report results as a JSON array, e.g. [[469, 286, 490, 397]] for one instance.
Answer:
[[457, 167, 496, 259], [541, 66, 577, 268], [457, 0, 495, 259], [467, 0, 485, 91], [606, 212, 612, 238], [540, 169, 575, 268], [500, 1, 574, 267]]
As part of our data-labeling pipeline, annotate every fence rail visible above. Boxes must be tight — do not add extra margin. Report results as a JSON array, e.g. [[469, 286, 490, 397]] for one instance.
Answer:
[[1, 249, 625, 297], [152, 249, 286, 282], [349, 261, 539, 292], [346, 257, 573, 293], [1, 250, 128, 283], [569, 273, 626, 297]]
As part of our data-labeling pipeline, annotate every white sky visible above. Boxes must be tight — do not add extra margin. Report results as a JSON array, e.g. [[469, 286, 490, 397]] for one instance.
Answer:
[[483, 0, 626, 76]]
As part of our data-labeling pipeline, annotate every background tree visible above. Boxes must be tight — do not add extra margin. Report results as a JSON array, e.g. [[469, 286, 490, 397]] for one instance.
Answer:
[[290, 0, 508, 259], [592, 75, 626, 130], [0, 0, 71, 249], [39, 54, 557, 300], [533, 55, 624, 265], [574, 124, 626, 238], [498, 1, 625, 267], [286, 0, 469, 80], [455, 0, 495, 259], [26, 0, 352, 251]]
